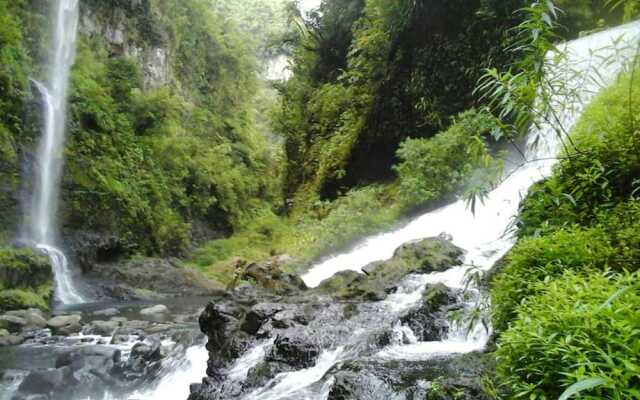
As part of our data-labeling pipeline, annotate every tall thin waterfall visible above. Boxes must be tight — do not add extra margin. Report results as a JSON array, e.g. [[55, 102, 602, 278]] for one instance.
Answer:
[[29, 0, 84, 304]]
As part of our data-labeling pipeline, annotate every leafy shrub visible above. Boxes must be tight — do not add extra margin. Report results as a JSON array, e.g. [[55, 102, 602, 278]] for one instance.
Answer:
[[394, 109, 498, 206], [491, 227, 613, 332], [517, 71, 640, 237], [596, 200, 640, 270], [496, 270, 640, 399], [0, 286, 52, 312], [189, 184, 402, 277]]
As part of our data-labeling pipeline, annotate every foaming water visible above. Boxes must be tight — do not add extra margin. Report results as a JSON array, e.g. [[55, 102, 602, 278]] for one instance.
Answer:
[[37, 244, 84, 304], [27, 0, 84, 304], [228, 339, 275, 381], [124, 343, 208, 400], [244, 347, 346, 400], [288, 19, 640, 382]]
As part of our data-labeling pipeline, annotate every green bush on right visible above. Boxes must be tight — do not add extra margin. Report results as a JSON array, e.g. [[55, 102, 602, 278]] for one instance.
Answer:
[[496, 270, 640, 400]]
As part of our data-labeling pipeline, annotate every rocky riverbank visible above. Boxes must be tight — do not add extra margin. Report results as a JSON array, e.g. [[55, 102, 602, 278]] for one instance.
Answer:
[[0, 301, 207, 400], [189, 236, 493, 400]]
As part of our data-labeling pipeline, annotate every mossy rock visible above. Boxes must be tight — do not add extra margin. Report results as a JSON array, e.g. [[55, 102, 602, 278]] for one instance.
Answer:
[[316, 237, 463, 301], [0, 247, 53, 312], [0, 247, 52, 289], [0, 285, 53, 312], [423, 283, 452, 310]]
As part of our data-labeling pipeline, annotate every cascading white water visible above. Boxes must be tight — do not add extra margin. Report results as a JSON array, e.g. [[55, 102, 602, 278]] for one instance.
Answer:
[[299, 0, 322, 15], [29, 0, 84, 304], [303, 21, 640, 289], [280, 19, 640, 388]]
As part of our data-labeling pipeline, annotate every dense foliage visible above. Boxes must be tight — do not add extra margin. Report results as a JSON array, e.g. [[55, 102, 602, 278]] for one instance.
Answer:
[[496, 270, 640, 399], [394, 110, 498, 206], [274, 0, 527, 208], [491, 68, 640, 398]]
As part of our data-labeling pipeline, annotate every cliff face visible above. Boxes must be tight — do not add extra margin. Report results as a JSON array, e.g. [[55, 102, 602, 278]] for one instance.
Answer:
[[78, 0, 172, 88]]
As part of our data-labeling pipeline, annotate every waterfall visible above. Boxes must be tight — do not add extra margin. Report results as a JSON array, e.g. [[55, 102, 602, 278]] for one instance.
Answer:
[[28, 0, 84, 305], [302, 22, 640, 288], [247, 20, 640, 396]]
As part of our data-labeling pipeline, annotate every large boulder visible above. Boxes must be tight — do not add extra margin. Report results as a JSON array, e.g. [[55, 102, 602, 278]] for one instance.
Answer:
[[266, 332, 320, 369], [316, 237, 463, 301], [241, 261, 308, 295], [400, 283, 459, 342], [88, 258, 225, 301], [47, 314, 82, 336]]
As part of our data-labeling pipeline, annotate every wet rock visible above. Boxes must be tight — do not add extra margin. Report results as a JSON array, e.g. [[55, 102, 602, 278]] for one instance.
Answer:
[[316, 270, 385, 301], [56, 345, 121, 369], [315, 237, 464, 301], [110, 334, 132, 345], [0, 328, 8, 337], [266, 332, 320, 369], [114, 320, 151, 336], [362, 260, 384, 275], [242, 260, 307, 295], [328, 369, 393, 400], [47, 315, 82, 336], [114, 336, 165, 383], [0, 315, 27, 332], [93, 308, 119, 317], [84, 320, 120, 336], [131, 337, 162, 361], [240, 303, 284, 335], [16, 367, 72, 398], [400, 284, 459, 342], [392, 237, 464, 273], [140, 304, 169, 316], [0, 334, 25, 346]]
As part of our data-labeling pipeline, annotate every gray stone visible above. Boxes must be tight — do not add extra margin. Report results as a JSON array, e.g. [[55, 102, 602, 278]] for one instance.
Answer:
[[0, 315, 27, 332], [5, 309, 49, 330], [47, 315, 82, 329], [93, 308, 119, 317], [0, 334, 25, 346], [140, 304, 168, 316], [85, 320, 120, 336]]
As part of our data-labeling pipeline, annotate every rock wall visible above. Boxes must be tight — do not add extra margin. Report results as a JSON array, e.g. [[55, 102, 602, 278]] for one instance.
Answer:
[[78, 0, 172, 88]]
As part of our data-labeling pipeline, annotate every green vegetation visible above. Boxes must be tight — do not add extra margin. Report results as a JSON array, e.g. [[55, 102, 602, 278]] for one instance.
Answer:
[[394, 109, 499, 207], [274, 0, 525, 207], [189, 184, 402, 281], [0, 246, 52, 312], [490, 65, 640, 398], [59, 0, 281, 256], [0, 0, 47, 240], [496, 270, 640, 399]]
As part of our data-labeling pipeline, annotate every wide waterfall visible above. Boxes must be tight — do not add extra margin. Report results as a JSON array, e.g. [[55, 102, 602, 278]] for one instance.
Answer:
[[28, 0, 84, 304]]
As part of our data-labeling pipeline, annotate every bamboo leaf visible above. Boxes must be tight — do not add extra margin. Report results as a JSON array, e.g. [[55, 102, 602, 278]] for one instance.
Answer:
[[558, 378, 610, 400]]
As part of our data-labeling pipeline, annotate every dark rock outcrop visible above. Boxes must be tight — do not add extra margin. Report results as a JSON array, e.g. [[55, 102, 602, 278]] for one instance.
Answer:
[[86, 257, 225, 301]]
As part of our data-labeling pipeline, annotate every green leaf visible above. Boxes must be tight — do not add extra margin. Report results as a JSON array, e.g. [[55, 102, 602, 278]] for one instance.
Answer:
[[558, 378, 610, 400]]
